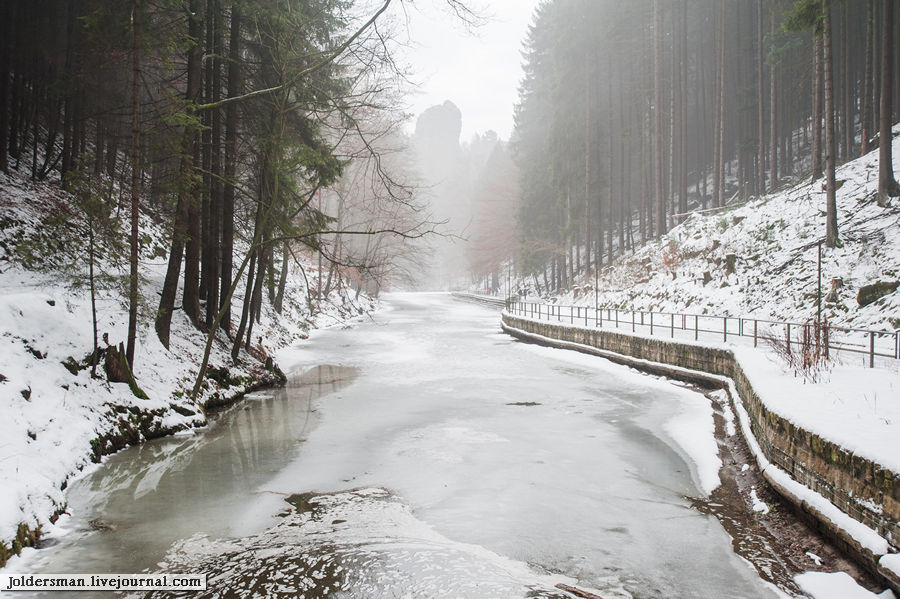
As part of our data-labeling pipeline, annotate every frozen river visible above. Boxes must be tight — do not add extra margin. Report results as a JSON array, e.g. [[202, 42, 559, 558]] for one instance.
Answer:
[[19, 293, 784, 598]]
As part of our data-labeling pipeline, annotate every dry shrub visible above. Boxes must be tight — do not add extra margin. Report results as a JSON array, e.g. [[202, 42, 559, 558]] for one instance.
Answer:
[[766, 318, 832, 383]]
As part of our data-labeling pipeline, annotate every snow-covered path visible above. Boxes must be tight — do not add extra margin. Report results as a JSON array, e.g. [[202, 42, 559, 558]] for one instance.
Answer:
[[13, 293, 783, 598]]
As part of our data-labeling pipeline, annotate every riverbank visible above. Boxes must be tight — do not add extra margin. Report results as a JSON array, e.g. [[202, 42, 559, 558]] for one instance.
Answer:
[[0, 170, 376, 567], [500, 309, 900, 595]]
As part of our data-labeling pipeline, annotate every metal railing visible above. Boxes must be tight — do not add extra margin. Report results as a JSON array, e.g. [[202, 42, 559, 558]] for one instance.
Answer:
[[505, 300, 900, 369]]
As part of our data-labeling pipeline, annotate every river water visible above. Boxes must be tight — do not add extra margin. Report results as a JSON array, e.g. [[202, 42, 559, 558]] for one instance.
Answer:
[[17, 293, 785, 598]]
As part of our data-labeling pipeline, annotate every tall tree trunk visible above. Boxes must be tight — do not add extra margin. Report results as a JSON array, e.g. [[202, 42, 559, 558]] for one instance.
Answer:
[[757, 0, 766, 195], [823, 0, 839, 247], [841, 3, 852, 161], [812, 34, 824, 181], [156, 0, 204, 347], [231, 250, 256, 361], [874, 0, 882, 138], [862, 0, 874, 155], [182, 0, 203, 326], [878, 0, 900, 202], [698, 20, 709, 209], [584, 64, 591, 275], [220, 2, 241, 334], [713, 1, 723, 207], [126, 0, 141, 366], [93, 120, 105, 176], [769, 8, 778, 190], [718, 1, 727, 206], [639, 97, 647, 246], [678, 0, 688, 217], [607, 53, 615, 259], [0, 1, 10, 174], [653, 0, 666, 236], [199, 0, 213, 304], [205, 0, 223, 327], [667, 4, 676, 230], [274, 243, 289, 314]]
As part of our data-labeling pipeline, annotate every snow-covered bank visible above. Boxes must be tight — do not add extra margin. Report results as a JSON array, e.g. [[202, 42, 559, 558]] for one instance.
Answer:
[[0, 171, 375, 565]]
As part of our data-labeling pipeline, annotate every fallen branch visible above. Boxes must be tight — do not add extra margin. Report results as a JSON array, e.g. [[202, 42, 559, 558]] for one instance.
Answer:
[[555, 583, 605, 599]]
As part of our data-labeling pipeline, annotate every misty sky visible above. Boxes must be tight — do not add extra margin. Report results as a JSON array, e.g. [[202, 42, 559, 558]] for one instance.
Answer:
[[399, 0, 541, 142]]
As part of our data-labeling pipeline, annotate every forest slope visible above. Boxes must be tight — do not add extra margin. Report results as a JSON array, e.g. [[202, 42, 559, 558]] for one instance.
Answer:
[[558, 127, 900, 334]]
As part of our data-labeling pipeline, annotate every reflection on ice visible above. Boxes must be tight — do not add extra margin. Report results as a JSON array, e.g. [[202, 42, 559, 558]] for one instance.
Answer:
[[20, 365, 358, 577]]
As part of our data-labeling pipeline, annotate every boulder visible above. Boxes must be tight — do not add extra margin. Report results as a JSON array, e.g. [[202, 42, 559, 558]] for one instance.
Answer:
[[856, 281, 899, 308]]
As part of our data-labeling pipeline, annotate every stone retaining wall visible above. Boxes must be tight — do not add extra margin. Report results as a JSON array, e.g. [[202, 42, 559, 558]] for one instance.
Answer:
[[501, 312, 899, 586]]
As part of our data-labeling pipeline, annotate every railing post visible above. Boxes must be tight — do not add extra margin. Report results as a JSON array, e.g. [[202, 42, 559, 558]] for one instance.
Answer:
[[753, 320, 758, 348], [570, 305, 573, 324], [615, 309, 618, 328], [671, 313, 675, 338], [695, 315, 699, 341], [786, 324, 791, 353], [870, 332, 875, 368], [632, 310, 635, 333], [650, 312, 654, 336], [723, 317, 727, 342]]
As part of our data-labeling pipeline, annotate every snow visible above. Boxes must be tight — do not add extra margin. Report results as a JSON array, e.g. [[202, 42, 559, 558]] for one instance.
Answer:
[[881, 553, 900, 579], [795, 571, 896, 599], [661, 388, 721, 495], [733, 345, 900, 475], [0, 170, 375, 557], [750, 487, 770, 514]]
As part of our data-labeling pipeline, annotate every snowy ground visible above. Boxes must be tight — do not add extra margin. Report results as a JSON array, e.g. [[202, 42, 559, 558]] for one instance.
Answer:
[[0, 170, 375, 562]]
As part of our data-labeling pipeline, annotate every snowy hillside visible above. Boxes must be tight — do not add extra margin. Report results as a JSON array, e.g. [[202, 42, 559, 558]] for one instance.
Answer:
[[559, 128, 900, 333], [0, 171, 375, 564]]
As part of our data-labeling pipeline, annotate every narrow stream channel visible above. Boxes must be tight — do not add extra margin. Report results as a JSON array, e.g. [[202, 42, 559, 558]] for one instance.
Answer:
[[16, 293, 788, 598]]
